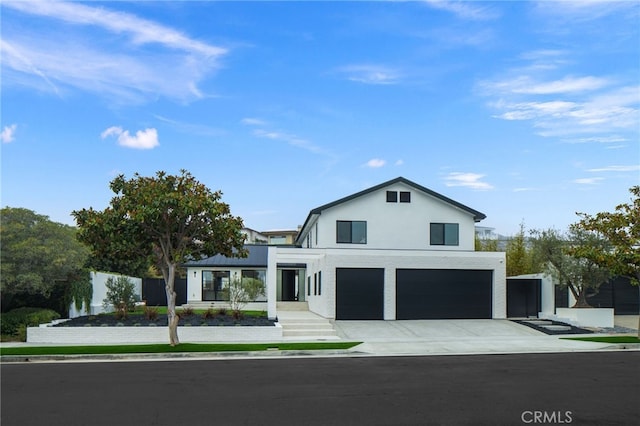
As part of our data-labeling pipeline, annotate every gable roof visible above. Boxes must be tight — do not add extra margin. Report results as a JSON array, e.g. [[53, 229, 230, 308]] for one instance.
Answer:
[[295, 177, 486, 245]]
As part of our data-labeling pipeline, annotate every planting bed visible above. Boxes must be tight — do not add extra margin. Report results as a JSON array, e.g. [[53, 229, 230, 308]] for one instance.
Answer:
[[55, 313, 275, 327]]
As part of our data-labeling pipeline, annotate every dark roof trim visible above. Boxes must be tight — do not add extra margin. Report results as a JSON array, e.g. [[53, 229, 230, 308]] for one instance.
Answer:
[[295, 177, 486, 244]]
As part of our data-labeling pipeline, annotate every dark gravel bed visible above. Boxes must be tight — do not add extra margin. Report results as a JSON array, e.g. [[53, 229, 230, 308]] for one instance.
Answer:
[[511, 319, 593, 335], [54, 314, 275, 327]]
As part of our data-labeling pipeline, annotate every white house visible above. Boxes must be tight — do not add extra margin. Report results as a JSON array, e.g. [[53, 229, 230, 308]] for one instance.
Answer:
[[185, 177, 506, 321]]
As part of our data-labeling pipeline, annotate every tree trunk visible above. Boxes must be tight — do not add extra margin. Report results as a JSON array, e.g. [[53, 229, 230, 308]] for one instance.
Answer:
[[572, 288, 592, 308], [163, 263, 180, 346]]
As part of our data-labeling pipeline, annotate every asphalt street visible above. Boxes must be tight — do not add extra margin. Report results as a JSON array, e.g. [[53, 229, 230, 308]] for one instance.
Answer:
[[2, 352, 638, 426]]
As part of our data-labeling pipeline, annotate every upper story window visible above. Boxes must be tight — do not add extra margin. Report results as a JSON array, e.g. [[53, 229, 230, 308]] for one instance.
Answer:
[[386, 190, 411, 203], [337, 220, 367, 244], [430, 223, 459, 246], [269, 235, 287, 244]]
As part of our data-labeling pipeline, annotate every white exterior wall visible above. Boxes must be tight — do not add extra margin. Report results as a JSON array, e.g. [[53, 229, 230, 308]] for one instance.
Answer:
[[69, 271, 142, 318], [312, 182, 477, 250], [187, 267, 268, 304], [28, 324, 282, 343], [275, 247, 506, 320]]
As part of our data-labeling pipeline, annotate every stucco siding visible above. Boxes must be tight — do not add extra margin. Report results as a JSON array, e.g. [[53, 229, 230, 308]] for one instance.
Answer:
[[314, 182, 477, 250]]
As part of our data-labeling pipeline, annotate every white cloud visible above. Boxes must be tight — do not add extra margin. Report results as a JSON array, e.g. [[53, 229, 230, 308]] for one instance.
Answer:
[[252, 129, 323, 154], [2, 2, 227, 103], [1, 124, 17, 143], [587, 165, 640, 173], [444, 172, 494, 190], [561, 135, 627, 144], [395, 159, 404, 166], [482, 75, 610, 96], [338, 65, 400, 85], [573, 177, 604, 185], [241, 118, 267, 126], [4, 1, 225, 57], [422, 1, 500, 21], [364, 158, 386, 168], [101, 126, 159, 150]]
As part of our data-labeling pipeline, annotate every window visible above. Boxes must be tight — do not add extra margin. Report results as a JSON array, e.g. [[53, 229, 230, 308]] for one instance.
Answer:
[[269, 236, 287, 244], [386, 191, 398, 202], [314, 273, 318, 295], [241, 270, 266, 301], [430, 223, 459, 246], [336, 220, 367, 244], [400, 191, 411, 203], [202, 270, 230, 301], [307, 276, 311, 296], [318, 271, 322, 295]]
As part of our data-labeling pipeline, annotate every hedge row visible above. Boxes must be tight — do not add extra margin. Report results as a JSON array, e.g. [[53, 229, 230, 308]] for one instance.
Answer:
[[0, 307, 61, 335]]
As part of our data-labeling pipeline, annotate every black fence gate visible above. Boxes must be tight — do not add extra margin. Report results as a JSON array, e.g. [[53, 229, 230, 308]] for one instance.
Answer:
[[506, 278, 541, 318], [142, 278, 187, 306]]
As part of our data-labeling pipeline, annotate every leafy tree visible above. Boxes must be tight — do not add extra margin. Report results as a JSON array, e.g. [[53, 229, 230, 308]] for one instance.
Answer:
[[505, 222, 534, 277], [571, 186, 639, 284], [73, 170, 246, 346], [103, 276, 139, 319], [0, 207, 91, 314], [570, 186, 639, 334], [530, 228, 611, 308], [475, 235, 498, 252]]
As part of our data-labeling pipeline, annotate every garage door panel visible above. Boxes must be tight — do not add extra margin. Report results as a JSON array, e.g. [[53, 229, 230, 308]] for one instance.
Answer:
[[396, 269, 492, 319], [336, 268, 384, 320]]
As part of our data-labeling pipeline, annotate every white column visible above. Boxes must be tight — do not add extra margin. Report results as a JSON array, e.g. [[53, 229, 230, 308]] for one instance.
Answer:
[[267, 246, 278, 320], [384, 267, 396, 320]]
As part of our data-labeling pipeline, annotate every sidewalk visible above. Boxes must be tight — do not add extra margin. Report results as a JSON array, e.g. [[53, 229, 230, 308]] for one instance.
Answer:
[[2, 318, 638, 361], [334, 318, 639, 356]]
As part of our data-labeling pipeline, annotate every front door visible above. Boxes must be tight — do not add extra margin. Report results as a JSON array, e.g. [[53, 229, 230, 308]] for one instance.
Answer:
[[281, 270, 297, 301]]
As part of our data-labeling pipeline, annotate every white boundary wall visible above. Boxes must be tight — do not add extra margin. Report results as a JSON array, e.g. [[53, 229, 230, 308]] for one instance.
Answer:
[[28, 323, 282, 344], [69, 271, 142, 318]]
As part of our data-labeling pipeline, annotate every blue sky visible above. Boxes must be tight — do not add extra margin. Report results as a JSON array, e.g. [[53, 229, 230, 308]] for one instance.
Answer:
[[2, 1, 639, 236]]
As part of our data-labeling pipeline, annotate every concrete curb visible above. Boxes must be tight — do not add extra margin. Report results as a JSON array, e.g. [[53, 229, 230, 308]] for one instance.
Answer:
[[0, 349, 356, 363]]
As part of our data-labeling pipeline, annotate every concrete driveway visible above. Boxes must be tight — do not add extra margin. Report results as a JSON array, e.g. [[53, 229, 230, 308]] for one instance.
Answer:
[[334, 319, 621, 356]]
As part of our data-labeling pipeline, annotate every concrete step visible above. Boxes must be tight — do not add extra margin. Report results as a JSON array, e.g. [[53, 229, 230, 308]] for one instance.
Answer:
[[278, 322, 334, 330], [277, 302, 309, 311], [283, 329, 338, 337]]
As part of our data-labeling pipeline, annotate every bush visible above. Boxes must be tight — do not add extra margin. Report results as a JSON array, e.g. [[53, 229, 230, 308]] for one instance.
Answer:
[[103, 276, 139, 319], [202, 308, 216, 319], [143, 306, 159, 321], [228, 277, 265, 315], [0, 307, 61, 336], [179, 305, 194, 316]]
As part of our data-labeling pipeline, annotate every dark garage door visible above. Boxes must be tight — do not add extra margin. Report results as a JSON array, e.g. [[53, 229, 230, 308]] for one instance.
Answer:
[[396, 269, 493, 319], [336, 268, 384, 320]]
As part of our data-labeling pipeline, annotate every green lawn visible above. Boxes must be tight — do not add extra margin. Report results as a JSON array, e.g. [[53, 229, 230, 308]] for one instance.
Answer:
[[0, 342, 361, 357], [562, 336, 640, 344]]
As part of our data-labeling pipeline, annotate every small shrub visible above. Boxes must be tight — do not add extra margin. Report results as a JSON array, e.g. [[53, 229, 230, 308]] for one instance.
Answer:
[[180, 305, 194, 316], [232, 310, 245, 320], [103, 276, 140, 320], [0, 307, 61, 336], [143, 306, 159, 321], [217, 307, 227, 317], [202, 308, 216, 319]]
